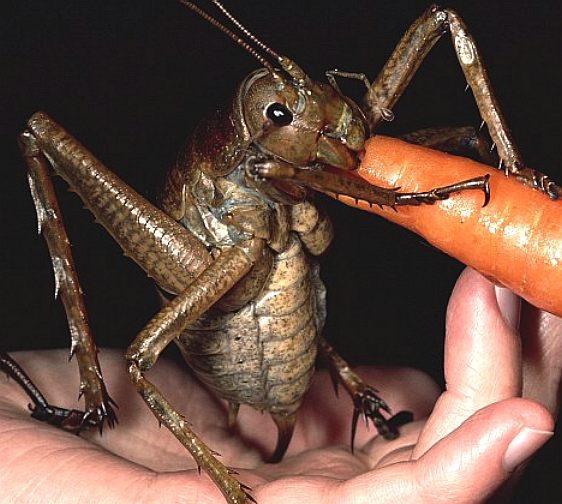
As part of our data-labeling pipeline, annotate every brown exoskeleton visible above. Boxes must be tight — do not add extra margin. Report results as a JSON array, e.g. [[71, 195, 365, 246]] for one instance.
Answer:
[[2, 2, 559, 503]]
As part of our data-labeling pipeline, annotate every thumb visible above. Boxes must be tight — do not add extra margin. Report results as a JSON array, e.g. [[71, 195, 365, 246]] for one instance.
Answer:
[[341, 398, 553, 504]]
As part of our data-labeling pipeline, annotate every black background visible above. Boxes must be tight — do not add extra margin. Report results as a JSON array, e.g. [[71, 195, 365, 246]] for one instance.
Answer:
[[2, 1, 561, 501]]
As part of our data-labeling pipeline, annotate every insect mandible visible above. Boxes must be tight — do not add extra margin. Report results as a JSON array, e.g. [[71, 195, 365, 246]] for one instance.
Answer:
[[2, 2, 560, 503]]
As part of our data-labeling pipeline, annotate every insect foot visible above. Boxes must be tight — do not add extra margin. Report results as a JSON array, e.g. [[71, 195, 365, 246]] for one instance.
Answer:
[[394, 175, 490, 207], [0, 351, 117, 434], [514, 165, 562, 200], [350, 384, 412, 452], [32, 399, 117, 434]]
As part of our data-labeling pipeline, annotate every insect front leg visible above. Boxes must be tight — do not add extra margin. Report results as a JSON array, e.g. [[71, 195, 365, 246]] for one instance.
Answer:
[[125, 238, 264, 504], [364, 5, 561, 198], [253, 157, 490, 208]]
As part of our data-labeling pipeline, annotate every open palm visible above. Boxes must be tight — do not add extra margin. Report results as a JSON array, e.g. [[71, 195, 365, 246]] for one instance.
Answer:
[[1, 268, 560, 503]]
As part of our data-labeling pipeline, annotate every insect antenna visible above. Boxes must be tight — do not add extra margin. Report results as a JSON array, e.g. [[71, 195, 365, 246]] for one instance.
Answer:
[[178, 0, 276, 73], [179, 1, 308, 82], [207, 0, 282, 62]]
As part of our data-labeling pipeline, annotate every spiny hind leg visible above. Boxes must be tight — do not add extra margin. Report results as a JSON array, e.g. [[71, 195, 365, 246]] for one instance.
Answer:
[[15, 129, 116, 431]]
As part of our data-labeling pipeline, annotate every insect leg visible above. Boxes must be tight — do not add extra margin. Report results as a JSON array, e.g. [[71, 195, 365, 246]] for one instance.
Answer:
[[290, 201, 334, 256], [364, 6, 560, 198], [363, 6, 446, 131], [318, 337, 413, 452], [254, 158, 490, 208], [400, 126, 499, 166], [325, 70, 371, 96], [17, 131, 116, 432], [125, 239, 263, 504]]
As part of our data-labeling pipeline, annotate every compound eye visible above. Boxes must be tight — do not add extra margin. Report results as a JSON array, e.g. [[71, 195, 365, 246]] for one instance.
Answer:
[[266, 103, 293, 126]]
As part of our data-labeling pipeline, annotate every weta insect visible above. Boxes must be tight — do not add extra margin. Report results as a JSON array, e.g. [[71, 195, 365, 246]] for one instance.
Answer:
[[2, 2, 560, 503]]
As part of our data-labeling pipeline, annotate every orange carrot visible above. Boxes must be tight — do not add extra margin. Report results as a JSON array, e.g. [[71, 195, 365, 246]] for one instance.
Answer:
[[332, 135, 562, 318]]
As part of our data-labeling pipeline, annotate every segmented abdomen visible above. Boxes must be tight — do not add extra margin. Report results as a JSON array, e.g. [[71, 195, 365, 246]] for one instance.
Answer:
[[175, 234, 326, 415]]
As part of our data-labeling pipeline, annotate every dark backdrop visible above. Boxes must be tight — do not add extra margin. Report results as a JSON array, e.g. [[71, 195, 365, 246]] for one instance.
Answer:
[[2, 1, 561, 502]]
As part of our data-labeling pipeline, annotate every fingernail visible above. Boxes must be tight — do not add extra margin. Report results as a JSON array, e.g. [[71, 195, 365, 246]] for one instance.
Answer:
[[494, 285, 521, 331], [503, 427, 553, 472]]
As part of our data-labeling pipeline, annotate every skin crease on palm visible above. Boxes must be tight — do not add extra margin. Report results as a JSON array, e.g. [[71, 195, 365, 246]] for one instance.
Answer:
[[0, 268, 560, 503]]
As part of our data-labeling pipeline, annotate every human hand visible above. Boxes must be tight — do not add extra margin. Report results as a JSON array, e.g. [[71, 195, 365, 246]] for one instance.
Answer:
[[0, 268, 560, 503]]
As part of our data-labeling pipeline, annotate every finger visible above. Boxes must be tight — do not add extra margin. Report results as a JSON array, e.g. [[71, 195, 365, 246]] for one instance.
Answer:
[[335, 399, 553, 504], [521, 307, 562, 416], [414, 268, 522, 456]]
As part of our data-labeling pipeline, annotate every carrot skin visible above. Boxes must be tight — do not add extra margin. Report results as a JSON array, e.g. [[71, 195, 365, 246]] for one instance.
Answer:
[[333, 135, 562, 318]]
